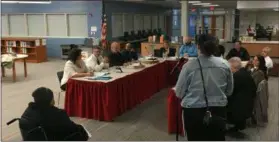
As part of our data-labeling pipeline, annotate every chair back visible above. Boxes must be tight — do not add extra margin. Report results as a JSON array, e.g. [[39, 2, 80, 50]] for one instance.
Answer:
[[57, 71, 64, 84], [154, 49, 162, 57], [253, 79, 268, 125]]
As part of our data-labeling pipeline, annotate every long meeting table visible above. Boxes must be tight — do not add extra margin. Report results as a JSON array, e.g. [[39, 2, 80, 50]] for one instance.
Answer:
[[64, 60, 178, 121]]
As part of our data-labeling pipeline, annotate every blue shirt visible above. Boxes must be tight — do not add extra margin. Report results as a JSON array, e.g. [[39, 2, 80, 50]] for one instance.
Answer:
[[179, 44, 198, 57], [175, 55, 233, 108]]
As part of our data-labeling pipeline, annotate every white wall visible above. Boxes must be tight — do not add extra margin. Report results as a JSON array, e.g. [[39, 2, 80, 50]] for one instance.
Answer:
[[237, 1, 279, 9], [239, 11, 279, 35]]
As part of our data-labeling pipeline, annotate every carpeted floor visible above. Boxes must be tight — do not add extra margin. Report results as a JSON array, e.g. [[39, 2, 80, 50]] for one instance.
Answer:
[[1, 58, 279, 141]]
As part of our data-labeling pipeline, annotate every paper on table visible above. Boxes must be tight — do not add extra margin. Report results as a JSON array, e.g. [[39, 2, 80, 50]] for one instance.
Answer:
[[82, 125, 92, 138], [94, 72, 109, 77]]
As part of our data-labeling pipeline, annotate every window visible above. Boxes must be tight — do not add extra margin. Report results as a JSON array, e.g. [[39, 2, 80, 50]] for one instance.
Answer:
[[1, 14, 8, 36], [68, 14, 87, 37], [111, 14, 123, 37], [143, 15, 151, 30], [133, 14, 143, 32], [123, 14, 133, 32], [158, 15, 165, 30], [27, 14, 45, 36], [151, 15, 158, 30], [9, 14, 26, 36], [47, 14, 67, 37], [2, 13, 88, 37]]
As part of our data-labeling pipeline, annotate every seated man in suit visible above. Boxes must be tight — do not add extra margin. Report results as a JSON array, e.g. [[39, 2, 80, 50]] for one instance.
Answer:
[[226, 41, 250, 61], [179, 36, 198, 58], [20, 87, 89, 141], [160, 40, 176, 57], [227, 57, 257, 132], [108, 42, 125, 67], [85, 46, 109, 72], [121, 43, 138, 62]]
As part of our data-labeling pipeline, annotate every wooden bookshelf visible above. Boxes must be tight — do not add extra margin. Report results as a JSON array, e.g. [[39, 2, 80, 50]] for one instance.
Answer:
[[1, 37, 47, 63]]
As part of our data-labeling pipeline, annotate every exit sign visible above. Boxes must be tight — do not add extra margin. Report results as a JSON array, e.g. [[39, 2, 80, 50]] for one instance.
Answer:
[[210, 6, 214, 11]]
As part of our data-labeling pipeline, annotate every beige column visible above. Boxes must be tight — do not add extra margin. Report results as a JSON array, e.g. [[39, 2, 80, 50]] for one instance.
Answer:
[[181, 0, 189, 36]]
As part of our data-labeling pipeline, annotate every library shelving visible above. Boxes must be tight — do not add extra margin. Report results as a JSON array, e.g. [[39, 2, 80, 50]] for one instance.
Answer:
[[1, 37, 47, 63]]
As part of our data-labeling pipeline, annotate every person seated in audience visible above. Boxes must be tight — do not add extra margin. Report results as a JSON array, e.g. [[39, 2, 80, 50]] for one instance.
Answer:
[[121, 43, 138, 62], [61, 48, 93, 90], [179, 36, 198, 58], [160, 40, 176, 57], [20, 87, 89, 141], [251, 55, 268, 85], [226, 41, 250, 61], [70, 44, 78, 50], [85, 46, 109, 72], [108, 42, 125, 67], [261, 46, 273, 69], [214, 39, 225, 58], [227, 57, 257, 133]]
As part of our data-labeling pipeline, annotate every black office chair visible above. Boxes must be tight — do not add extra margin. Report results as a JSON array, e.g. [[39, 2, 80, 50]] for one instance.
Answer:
[[7, 118, 48, 141], [56, 71, 65, 106], [154, 49, 162, 57], [7, 118, 87, 141]]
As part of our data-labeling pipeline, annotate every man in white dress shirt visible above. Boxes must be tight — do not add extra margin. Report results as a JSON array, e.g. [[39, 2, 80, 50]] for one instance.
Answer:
[[85, 47, 109, 72], [262, 47, 273, 69]]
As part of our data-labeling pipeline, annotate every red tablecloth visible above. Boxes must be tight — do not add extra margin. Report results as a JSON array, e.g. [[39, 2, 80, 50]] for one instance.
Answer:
[[167, 88, 184, 136], [65, 61, 177, 121]]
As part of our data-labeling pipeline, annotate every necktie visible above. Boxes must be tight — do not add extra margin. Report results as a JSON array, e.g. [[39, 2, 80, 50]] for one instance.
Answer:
[[97, 58, 100, 65]]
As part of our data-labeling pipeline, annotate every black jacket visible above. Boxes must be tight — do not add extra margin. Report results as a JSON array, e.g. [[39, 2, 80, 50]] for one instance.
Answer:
[[226, 47, 250, 61], [108, 52, 125, 67], [160, 47, 176, 57], [20, 102, 88, 141], [121, 50, 138, 62], [227, 68, 257, 123]]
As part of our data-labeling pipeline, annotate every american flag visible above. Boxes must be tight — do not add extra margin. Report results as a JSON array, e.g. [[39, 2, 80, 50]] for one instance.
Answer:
[[101, 13, 107, 49]]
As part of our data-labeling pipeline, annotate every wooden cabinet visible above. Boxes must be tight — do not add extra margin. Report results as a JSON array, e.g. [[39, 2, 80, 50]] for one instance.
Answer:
[[1, 37, 47, 63]]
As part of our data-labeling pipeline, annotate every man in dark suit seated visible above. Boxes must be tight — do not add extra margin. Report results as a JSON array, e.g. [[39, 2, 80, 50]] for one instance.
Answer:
[[227, 57, 257, 132], [121, 43, 138, 62], [108, 42, 125, 67], [20, 87, 89, 141], [226, 41, 250, 61], [160, 40, 176, 57]]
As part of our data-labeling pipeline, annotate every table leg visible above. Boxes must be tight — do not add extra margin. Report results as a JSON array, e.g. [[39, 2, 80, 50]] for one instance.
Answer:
[[1, 65, 5, 77], [12, 62, 16, 82], [24, 58, 27, 77]]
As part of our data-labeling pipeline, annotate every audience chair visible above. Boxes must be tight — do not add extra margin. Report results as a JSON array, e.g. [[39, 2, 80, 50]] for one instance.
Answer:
[[56, 71, 65, 106], [7, 118, 48, 141]]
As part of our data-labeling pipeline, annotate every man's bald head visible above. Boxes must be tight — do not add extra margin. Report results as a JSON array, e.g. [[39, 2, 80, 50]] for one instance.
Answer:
[[183, 36, 192, 44], [111, 42, 120, 53]]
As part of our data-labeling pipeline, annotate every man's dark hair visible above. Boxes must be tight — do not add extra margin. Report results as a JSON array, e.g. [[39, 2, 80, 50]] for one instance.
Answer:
[[70, 44, 78, 50], [93, 46, 101, 50], [197, 34, 217, 56], [32, 87, 54, 107], [68, 48, 82, 63], [235, 40, 242, 45]]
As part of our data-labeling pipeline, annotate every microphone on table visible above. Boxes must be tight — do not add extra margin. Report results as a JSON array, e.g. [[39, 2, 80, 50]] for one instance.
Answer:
[[170, 57, 187, 75], [116, 66, 123, 73]]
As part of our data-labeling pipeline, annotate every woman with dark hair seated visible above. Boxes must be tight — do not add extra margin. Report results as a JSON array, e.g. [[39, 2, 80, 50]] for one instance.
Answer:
[[175, 34, 233, 141], [20, 87, 89, 141], [251, 55, 268, 84], [61, 48, 93, 90]]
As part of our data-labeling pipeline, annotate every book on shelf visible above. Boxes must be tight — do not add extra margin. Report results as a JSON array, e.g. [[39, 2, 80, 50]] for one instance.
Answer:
[[35, 39, 40, 46], [42, 39, 46, 46], [21, 48, 27, 54]]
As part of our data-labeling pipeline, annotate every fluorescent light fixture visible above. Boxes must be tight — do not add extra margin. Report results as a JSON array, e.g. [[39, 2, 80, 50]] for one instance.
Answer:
[[202, 4, 219, 7], [188, 1, 200, 4], [274, 8, 279, 11], [1, 1, 51, 4], [192, 3, 211, 5], [1, 1, 18, 3]]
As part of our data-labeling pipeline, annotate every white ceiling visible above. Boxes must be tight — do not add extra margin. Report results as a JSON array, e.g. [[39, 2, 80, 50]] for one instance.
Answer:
[[119, 0, 237, 9]]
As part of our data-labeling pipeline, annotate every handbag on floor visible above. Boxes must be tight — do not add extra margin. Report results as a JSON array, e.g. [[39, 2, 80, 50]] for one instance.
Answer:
[[197, 58, 227, 132]]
